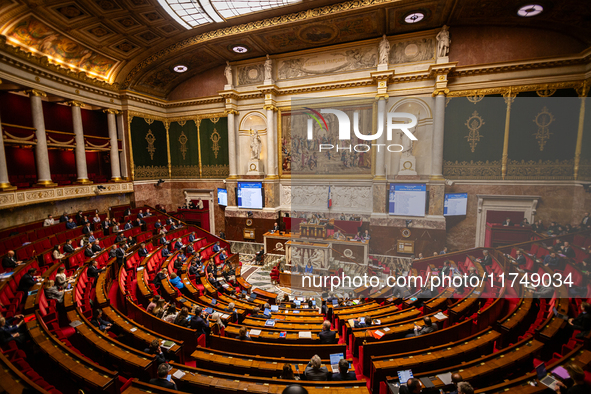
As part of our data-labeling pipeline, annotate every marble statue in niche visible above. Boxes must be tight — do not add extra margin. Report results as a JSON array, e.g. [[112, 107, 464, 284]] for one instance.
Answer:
[[249, 129, 262, 160], [436, 25, 450, 59], [378, 35, 390, 65], [224, 61, 233, 87], [264, 54, 273, 83]]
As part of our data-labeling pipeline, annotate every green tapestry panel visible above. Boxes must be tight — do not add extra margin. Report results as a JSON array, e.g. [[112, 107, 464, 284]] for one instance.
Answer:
[[443, 96, 505, 178], [199, 117, 229, 178], [130, 116, 169, 180], [169, 120, 200, 178]]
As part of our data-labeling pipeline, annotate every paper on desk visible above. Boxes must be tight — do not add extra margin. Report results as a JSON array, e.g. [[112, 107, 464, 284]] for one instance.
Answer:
[[249, 329, 262, 336], [172, 370, 186, 379], [434, 312, 448, 320], [437, 372, 452, 385], [298, 331, 312, 338], [130, 327, 137, 332]]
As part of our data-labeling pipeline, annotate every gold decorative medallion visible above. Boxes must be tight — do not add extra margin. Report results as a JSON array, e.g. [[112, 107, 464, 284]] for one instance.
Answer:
[[178, 131, 188, 160], [533, 106, 554, 151], [144, 118, 154, 125], [145, 129, 156, 160], [210, 128, 221, 159], [466, 95, 485, 104], [210, 117, 220, 124], [246, 218, 253, 226], [401, 228, 411, 238], [465, 111, 485, 153]]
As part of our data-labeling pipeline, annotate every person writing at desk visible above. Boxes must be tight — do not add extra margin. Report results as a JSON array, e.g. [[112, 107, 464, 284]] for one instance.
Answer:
[[334, 230, 345, 240], [553, 363, 590, 394], [305, 262, 314, 274]]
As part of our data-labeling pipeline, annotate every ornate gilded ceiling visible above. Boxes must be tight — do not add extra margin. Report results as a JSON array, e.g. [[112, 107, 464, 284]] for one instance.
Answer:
[[0, 0, 590, 99]]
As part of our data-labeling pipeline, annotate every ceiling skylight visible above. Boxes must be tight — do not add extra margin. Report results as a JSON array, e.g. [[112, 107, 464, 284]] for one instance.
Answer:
[[159, 0, 302, 29]]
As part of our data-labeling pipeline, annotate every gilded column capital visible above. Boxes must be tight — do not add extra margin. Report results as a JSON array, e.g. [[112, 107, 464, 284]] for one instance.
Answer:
[[575, 80, 590, 98], [263, 104, 278, 112], [26, 89, 47, 98], [225, 109, 239, 116], [66, 100, 85, 107], [432, 88, 449, 97], [103, 108, 121, 115], [375, 93, 389, 100]]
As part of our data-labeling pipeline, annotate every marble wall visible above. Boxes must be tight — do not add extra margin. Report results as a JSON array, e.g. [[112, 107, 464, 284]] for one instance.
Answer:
[[0, 193, 131, 228], [133, 180, 227, 234], [445, 183, 591, 251], [449, 26, 585, 67]]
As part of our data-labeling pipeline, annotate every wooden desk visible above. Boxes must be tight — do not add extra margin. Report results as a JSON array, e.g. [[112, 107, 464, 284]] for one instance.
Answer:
[[27, 314, 118, 394]]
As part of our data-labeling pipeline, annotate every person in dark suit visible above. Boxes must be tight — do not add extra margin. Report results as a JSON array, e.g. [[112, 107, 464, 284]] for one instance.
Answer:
[[568, 302, 591, 338], [561, 242, 576, 259], [533, 284, 555, 298], [186, 244, 195, 255], [75, 211, 83, 225], [255, 247, 264, 265], [63, 239, 76, 254], [213, 242, 221, 253], [153, 268, 168, 289], [2, 251, 22, 269], [59, 212, 69, 223], [392, 285, 411, 299], [137, 210, 144, 219], [189, 261, 201, 277], [236, 326, 251, 341], [124, 208, 131, 216], [124, 221, 133, 230], [144, 339, 167, 365], [190, 307, 211, 337], [477, 250, 492, 267], [148, 363, 176, 390], [161, 246, 171, 258], [250, 307, 267, 319], [115, 243, 126, 268], [332, 359, 356, 381], [531, 220, 545, 233], [582, 212, 590, 229], [82, 223, 92, 235], [543, 251, 560, 268], [66, 218, 77, 229], [520, 218, 529, 227], [439, 247, 448, 255], [17, 268, 38, 293], [159, 236, 169, 246], [138, 243, 149, 258], [87, 260, 104, 279], [502, 217, 512, 226], [174, 239, 183, 251], [353, 316, 372, 328], [514, 249, 526, 266], [439, 260, 451, 278], [154, 220, 162, 229], [318, 320, 337, 344], [84, 244, 95, 258], [188, 232, 196, 242], [406, 316, 438, 337], [272, 222, 280, 232], [102, 218, 111, 231], [304, 355, 329, 381]]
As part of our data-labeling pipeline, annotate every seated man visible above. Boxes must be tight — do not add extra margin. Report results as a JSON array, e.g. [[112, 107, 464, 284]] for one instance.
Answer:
[[332, 359, 356, 381], [477, 250, 492, 267], [174, 238, 183, 251], [543, 251, 560, 268], [2, 250, 23, 269], [43, 215, 55, 227], [84, 244, 95, 258], [502, 217, 512, 226], [568, 302, 591, 338], [188, 232, 196, 243], [82, 223, 92, 235], [66, 218, 77, 229], [138, 243, 149, 258], [255, 247, 264, 265], [17, 268, 38, 293], [304, 355, 329, 381], [560, 241, 576, 259], [533, 283, 555, 299], [154, 219, 162, 229], [213, 241, 221, 253], [161, 246, 171, 258], [318, 320, 337, 344], [353, 316, 372, 328], [149, 363, 177, 390], [87, 260, 105, 279], [406, 316, 438, 338]]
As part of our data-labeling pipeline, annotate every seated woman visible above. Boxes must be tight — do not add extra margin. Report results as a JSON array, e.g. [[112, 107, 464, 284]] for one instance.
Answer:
[[91, 309, 112, 332], [173, 307, 191, 328], [304, 262, 314, 274], [43, 280, 64, 303], [162, 304, 178, 323], [280, 363, 299, 380], [52, 245, 65, 261], [209, 312, 225, 335], [151, 299, 168, 318], [54, 266, 68, 289]]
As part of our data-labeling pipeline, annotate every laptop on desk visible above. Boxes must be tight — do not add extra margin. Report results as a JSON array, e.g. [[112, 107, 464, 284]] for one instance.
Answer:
[[329, 353, 344, 373], [553, 307, 569, 321], [536, 362, 559, 390]]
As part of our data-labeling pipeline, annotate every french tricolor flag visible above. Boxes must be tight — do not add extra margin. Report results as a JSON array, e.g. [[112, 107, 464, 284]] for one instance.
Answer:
[[328, 186, 332, 209]]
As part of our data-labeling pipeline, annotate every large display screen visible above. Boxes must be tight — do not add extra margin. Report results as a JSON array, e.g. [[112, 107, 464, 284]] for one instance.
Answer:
[[388, 184, 426, 217], [217, 188, 227, 206], [237, 182, 263, 209], [444, 193, 468, 216]]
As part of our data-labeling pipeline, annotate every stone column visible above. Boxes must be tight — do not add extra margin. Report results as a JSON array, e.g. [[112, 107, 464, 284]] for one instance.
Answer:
[[68, 101, 92, 184], [264, 104, 278, 179], [431, 91, 446, 180], [0, 107, 16, 191], [28, 90, 56, 187], [227, 110, 238, 178], [374, 97, 387, 179], [116, 112, 129, 179], [104, 109, 122, 181]]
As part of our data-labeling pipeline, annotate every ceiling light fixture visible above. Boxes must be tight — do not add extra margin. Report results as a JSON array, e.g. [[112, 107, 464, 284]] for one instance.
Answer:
[[517, 4, 543, 17], [404, 12, 424, 24], [173, 65, 188, 73], [231, 45, 249, 54]]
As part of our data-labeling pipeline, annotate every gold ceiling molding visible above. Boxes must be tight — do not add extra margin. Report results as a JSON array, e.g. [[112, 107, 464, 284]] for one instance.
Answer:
[[127, 111, 227, 125], [0, 36, 119, 90], [447, 80, 587, 98], [122, 0, 399, 88]]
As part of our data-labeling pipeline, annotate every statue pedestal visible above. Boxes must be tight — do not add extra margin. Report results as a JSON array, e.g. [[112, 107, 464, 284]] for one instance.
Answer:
[[398, 155, 418, 176], [377, 63, 389, 71], [246, 159, 265, 176], [436, 56, 449, 64], [264, 79, 274, 85], [224, 84, 233, 90]]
